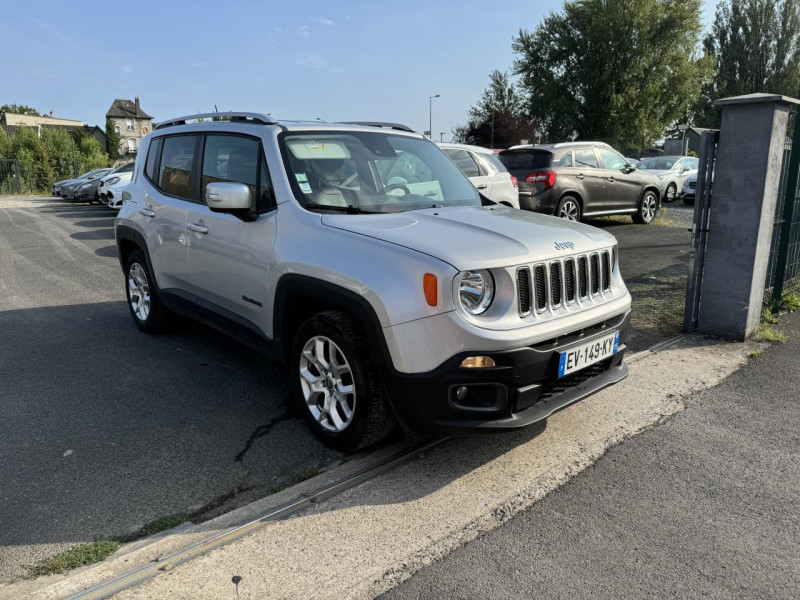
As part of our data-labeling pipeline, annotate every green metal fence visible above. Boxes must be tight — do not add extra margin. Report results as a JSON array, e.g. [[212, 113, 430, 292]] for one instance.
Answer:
[[767, 107, 800, 311]]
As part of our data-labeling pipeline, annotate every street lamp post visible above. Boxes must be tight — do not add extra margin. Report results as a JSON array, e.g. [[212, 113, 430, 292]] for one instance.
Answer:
[[440, 132, 446, 142], [428, 94, 440, 139]]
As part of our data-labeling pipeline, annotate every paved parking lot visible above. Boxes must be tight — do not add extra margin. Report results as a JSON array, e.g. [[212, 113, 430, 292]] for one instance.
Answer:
[[0, 197, 691, 582]]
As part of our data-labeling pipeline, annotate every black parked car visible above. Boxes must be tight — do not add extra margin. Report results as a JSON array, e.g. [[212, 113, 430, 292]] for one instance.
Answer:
[[498, 142, 662, 224]]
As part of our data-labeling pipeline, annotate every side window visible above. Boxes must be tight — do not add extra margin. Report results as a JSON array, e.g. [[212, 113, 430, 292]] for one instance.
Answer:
[[202, 135, 275, 212], [145, 138, 162, 181], [444, 149, 480, 178], [553, 152, 573, 167], [597, 148, 627, 171], [158, 135, 199, 199], [574, 148, 599, 169]]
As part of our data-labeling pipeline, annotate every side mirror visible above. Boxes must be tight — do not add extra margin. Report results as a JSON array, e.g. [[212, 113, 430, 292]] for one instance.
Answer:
[[624, 163, 637, 173], [206, 182, 251, 212]]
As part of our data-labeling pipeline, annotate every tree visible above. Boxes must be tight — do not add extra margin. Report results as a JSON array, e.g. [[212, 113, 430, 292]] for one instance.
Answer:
[[695, 0, 800, 127], [0, 103, 40, 124], [453, 71, 539, 147], [513, 0, 711, 152], [41, 128, 76, 181], [105, 117, 121, 160]]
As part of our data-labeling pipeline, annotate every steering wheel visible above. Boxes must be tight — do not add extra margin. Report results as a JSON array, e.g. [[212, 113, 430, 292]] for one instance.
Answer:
[[381, 183, 411, 196]]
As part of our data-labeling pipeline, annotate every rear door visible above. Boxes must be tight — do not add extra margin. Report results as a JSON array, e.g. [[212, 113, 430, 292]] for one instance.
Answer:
[[184, 133, 277, 335], [572, 147, 606, 212], [139, 134, 196, 291], [596, 147, 640, 211], [443, 148, 492, 197]]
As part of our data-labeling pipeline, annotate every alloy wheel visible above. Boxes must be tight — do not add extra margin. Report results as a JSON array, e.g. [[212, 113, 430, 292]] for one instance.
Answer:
[[299, 336, 356, 432], [558, 199, 580, 221], [128, 263, 151, 321], [666, 184, 676, 202], [642, 194, 657, 223]]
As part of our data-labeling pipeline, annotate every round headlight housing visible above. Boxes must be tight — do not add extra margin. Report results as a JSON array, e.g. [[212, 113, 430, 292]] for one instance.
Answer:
[[458, 270, 494, 315], [106, 177, 121, 186]]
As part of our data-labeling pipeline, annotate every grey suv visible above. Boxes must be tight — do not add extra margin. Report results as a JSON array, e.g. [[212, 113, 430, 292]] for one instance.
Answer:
[[498, 142, 662, 224], [115, 113, 631, 450]]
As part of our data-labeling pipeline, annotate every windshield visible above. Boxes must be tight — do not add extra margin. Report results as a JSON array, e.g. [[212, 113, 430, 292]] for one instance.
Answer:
[[279, 131, 480, 213], [639, 157, 678, 170]]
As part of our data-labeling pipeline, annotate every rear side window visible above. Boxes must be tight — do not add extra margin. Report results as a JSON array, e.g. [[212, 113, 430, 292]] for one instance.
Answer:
[[158, 136, 199, 199], [552, 151, 572, 167], [444, 149, 480, 178], [144, 139, 162, 182], [498, 151, 552, 171], [574, 148, 599, 169], [478, 152, 508, 174], [201, 135, 275, 213]]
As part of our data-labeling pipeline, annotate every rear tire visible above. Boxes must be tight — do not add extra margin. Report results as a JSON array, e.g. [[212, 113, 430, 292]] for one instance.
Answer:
[[125, 249, 170, 333], [555, 196, 581, 222], [291, 310, 396, 452], [632, 191, 658, 224]]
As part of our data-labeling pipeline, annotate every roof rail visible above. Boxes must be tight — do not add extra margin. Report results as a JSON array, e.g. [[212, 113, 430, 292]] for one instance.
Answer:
[[154, 112, 277, 130], [338, 121, 416, 133]]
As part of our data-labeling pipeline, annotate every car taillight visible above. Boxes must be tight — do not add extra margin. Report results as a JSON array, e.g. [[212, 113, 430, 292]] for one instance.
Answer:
[[511, 176, 518, 188], [525, 171, 556, 189]]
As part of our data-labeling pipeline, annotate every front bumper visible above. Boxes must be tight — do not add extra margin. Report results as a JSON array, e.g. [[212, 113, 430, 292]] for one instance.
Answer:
[[384, 310, 630, 435]]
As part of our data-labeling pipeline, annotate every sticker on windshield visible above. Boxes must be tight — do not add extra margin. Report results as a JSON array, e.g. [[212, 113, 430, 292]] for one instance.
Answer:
[[295, 174, 312, 194]]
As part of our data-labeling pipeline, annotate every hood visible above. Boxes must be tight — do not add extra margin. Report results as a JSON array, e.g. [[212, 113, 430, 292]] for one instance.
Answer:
[[639, 169, 672, 177], [322, 206, 616, 271]]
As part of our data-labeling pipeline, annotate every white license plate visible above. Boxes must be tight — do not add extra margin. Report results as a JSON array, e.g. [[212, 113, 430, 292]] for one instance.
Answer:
[[558, 331, 619, 378]]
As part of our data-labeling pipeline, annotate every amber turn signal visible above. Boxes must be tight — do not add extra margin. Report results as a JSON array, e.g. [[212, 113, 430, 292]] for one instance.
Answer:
[[460, 356, 496, 368], [423, 273, 438, 306]]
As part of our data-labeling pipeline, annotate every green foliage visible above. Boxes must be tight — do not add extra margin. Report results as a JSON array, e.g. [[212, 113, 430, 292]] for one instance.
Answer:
[[105, 117, 121, 160], [780, 292, 800, 312], [453, 71, 539, 147], [512, 0, 711, 152], [696, 0, 800, 127], [0, 103, 40, 124], [41, 128, 77, 181], [76, 132, 110, 172], [755, 323, 789, 343], [29, 540, 120, 577]]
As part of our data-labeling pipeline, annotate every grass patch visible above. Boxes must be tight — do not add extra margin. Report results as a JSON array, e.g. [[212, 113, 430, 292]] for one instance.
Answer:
[[29, 540, 121, 577], [115, 514, 188, 544], [761, 307, 780, 325], [780, 292, 800, 312], [299, 468, 320, 481], [749, 350, 761, 358], [755, 324, 788, 344]]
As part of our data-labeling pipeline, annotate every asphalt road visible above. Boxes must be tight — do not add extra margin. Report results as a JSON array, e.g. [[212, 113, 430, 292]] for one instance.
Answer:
[[382, 312, 800, 599], [0, 197, 691, 583]]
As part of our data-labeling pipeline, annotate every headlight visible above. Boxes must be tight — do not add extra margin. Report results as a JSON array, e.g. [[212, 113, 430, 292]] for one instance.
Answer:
[[457, 270, 494, 315], [106, 177, 121, 186], [80, 183, 91, 189]]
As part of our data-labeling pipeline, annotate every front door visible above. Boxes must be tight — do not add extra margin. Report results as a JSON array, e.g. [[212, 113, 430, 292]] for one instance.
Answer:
[[572, 147, 606, 212], [596, 147, 641, 211], [185, 134, 277, 335]]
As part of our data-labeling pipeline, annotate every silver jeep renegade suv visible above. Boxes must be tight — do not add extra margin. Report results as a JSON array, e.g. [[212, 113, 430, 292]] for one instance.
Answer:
[[115, 113, 632, 451]]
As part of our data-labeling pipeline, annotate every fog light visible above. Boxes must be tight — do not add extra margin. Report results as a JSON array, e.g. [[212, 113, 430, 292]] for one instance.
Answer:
[[459, 356, 496, 368], [456, 386, 469, 401]]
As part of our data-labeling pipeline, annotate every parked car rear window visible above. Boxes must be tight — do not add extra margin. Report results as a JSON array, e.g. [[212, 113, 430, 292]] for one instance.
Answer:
[[159, 136, 198, 199], [497, 150, 552, 171], [444, 149, 480, 178]]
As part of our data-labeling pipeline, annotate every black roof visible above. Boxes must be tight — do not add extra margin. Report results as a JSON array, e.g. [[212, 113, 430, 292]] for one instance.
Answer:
[[106, 99, 152, 120]]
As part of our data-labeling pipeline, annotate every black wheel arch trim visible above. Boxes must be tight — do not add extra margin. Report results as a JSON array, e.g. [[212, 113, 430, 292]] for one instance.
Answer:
[[115, 225, 160, 287], [273, 274, 395, 373]]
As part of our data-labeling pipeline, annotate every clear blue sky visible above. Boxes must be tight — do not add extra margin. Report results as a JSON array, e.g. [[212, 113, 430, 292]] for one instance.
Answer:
[[1, 1, 715, 141]]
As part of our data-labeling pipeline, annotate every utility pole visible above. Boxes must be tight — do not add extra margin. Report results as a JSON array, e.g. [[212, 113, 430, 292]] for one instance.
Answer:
[[490, 111, 495, 149], [439, 132, 446, 142], [428, 94, 440, 139]]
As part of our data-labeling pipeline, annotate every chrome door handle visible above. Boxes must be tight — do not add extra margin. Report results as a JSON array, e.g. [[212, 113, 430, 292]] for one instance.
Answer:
[[576, 174, 585, 180], [607, 177, 615, 183], [187, 223, 208, 234], [138, 208, 155, 218], [476, 184, 488, 189]]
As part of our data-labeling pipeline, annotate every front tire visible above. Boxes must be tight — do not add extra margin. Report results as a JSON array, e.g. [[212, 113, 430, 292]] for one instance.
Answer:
[[291, 311, 395, 451], [555, 196, 581, 222], [664, 183, 676, 203], [125, 249, 170, 333], [633, 191, 658, 224]]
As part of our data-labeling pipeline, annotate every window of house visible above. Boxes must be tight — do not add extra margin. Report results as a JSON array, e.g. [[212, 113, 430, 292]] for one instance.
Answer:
[[114, 125, 121, 135], [127, 138, 137, 152], [126, 119, 134, 131], [158, 135, 199, 199], [201, 135, 275, 212], [142, 126, 148, 135]]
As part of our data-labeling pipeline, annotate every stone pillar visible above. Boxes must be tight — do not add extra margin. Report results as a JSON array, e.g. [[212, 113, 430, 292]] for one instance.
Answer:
[[697, 93, 800, 340]]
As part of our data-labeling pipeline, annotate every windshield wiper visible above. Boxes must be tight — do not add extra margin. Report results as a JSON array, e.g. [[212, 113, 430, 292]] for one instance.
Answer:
[[304, 203, 379, 214]]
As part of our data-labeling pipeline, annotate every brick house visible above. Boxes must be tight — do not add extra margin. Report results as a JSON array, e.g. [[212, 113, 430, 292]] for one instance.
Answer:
[[106, 97, 153, 158]]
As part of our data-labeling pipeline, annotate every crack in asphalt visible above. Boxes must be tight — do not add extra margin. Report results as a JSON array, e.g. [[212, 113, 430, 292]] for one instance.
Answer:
[[234, 412, 296, 462]]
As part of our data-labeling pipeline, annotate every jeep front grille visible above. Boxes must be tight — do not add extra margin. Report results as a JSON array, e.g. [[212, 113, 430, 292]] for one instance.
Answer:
[[517, 249, 614, 316]]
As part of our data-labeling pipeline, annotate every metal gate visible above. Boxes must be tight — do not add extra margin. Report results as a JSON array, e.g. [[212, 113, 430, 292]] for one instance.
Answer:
[[0, 158, 21, 194], [684, 130, 719, 331], [766, 108, 800, 311]]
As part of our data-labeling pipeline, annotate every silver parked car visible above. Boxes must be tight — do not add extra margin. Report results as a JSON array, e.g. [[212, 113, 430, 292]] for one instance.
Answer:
[[437, 143, 519, 208], [115, 113, 631, 450], [637, 155, 698, 202]]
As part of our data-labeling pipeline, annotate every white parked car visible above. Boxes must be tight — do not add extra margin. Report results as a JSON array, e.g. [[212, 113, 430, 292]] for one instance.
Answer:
[[437, 143, 519, 208], [637, 155, 699, 202], [99, 163, 135, 209]]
